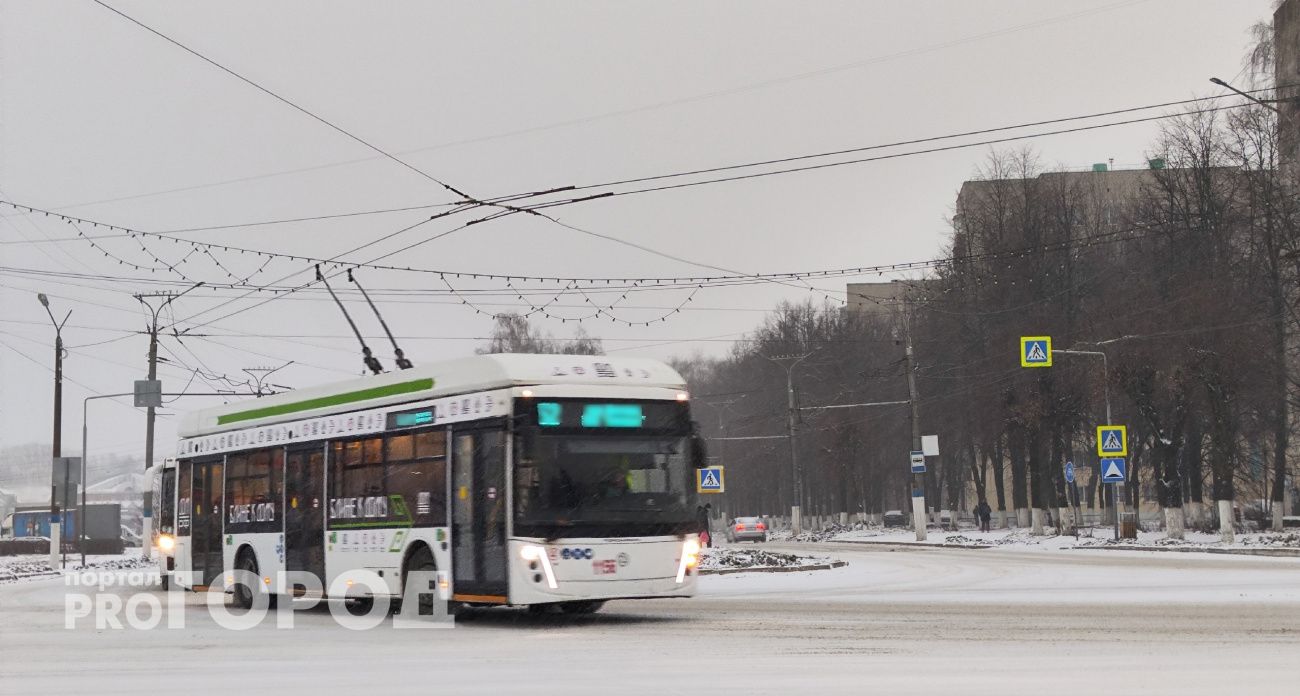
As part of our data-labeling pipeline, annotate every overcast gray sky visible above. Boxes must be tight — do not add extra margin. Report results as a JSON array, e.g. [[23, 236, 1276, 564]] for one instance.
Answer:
[[0, 0, 1278, 474]]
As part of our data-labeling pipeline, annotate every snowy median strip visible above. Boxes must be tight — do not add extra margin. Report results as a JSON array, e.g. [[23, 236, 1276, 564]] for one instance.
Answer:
[[0, 553, 157, 585], [775, 523, 1300, 555], [698, 548, 847, 575]]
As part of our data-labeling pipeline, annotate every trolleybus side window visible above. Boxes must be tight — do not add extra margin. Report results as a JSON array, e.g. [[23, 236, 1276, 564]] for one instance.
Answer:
[[327, 431, 447, 528], [386, 430, 447, 525], [225, 447, 281, 533], [177, 460, 193, 536], [328, 436, 387, 527], [331, 437, 383, 497], [159, 467, 176, 535]]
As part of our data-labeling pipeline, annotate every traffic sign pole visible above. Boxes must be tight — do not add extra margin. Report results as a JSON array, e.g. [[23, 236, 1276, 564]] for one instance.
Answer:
[[1114, 482, 1122, 540], [1100, 457, 1129, 540], [1064, 461, 1080, 536]]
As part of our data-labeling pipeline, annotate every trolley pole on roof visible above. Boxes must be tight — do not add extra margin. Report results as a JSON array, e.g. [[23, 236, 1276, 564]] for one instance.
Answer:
[[317, 265, 384, 375], [348, 269, 413, 369]]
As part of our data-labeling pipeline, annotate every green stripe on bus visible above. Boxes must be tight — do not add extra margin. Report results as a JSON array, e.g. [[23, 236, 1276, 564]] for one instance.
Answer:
[[329, 521, 411, 529], [216, 378, 434, 425]]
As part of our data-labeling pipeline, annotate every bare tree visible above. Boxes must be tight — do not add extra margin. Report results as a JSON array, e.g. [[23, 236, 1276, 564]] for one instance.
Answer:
[[477, 313, 604, 355]]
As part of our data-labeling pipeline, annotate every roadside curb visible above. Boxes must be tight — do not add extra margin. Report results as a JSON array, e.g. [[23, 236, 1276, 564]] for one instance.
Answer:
[[779, 537, 1300, 557], [0, 570, 60, 583], [700, 560, 849, 575], [1070, 544, 1300, 558], [825, 539, 993, 550]]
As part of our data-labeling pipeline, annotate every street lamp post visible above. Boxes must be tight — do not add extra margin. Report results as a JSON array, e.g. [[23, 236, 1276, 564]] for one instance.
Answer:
[[37, 294, 70, 457], [37, 294, 70, 567], [767, 353, 812, 534]]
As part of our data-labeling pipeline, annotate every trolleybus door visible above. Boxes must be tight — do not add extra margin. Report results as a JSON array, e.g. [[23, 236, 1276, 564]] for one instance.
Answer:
[[451, 426, 508, 600], [284, 446, 325, 585], [190, 458, 224, 587]]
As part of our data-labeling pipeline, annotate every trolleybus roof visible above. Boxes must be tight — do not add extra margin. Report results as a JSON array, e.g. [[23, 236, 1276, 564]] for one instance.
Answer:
[[177, 353, 685, 437]]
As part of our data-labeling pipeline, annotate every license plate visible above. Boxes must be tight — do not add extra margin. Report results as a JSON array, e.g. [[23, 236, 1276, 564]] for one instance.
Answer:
[[592, 559, 616, 575]]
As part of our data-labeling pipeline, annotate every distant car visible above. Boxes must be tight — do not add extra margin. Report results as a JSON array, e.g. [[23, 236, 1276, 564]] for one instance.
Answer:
[[726, 516, 768, 543], [882, 510, 907, 527]]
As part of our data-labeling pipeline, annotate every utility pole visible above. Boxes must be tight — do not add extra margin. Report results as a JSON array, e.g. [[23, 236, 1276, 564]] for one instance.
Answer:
[[37, 293, 70, 567], [135, 283, 202, 472], [138, 295, 164, 477], [711, 398, 741, 521], [902, 314, 927, 542], [766, 353, 812, 535]]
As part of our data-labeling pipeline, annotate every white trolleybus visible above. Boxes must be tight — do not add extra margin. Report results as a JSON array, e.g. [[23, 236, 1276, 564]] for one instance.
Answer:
[[149, 354, 705, 614]]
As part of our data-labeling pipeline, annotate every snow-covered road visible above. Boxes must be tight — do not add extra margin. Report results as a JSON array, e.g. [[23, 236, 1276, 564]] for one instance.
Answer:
[[1, 543, 1296, 695]]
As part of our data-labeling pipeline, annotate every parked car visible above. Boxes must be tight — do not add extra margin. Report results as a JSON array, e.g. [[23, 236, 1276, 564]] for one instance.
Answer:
[[726, 516, 768, 543], [882, 510, 907, 527]]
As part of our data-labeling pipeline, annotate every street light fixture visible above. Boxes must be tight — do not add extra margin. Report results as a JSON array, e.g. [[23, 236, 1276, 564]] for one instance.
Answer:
[[1209, 77, 1282, 115], [1209, 76, 1300, 133]]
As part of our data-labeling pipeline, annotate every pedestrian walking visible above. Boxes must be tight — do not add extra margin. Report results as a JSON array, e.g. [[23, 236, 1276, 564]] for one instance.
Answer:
[[696, 503, 713, 547], [975, 499, 992, 533]]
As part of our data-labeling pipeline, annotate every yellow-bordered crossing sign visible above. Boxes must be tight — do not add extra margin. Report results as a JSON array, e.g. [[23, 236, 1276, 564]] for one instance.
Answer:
[[1020, 336, 1052, 367], [1096, 425, 1127, 457], [697, 466, 725, 494]]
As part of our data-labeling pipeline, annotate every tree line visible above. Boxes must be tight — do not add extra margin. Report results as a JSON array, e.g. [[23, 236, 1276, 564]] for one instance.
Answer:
[[478, 105, 1298, 540], [675, 103, 1299, 538]]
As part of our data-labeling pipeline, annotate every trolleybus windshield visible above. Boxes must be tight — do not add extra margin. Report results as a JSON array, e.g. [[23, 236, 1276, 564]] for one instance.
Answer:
[[513, 399, 696, 538]]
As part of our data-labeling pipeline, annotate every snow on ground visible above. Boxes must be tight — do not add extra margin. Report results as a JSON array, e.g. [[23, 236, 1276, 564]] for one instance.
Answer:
[[704, 542, 1300, 606], [698, 546, 834, 572], [0, 550, 153, 583], [787, 524, 1300, 552], [0, 543, 1296, 694]]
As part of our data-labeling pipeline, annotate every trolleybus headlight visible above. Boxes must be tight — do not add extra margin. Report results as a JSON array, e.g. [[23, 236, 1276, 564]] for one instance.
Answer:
[[676, 538, 701, 583], [519, 544, 558, 589], [157, 534, 175, 553]]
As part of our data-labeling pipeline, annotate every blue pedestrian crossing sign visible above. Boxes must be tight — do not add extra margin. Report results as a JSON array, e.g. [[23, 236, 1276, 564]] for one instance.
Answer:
[[697, 466, 725, 494], [1100, 457, 1127, 483], [1096, 425, 1128, 457], [1020, 336, 1052, 367], [1064, 461, 1075, 484]]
